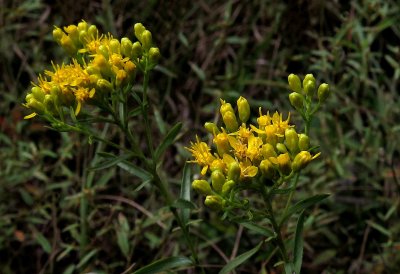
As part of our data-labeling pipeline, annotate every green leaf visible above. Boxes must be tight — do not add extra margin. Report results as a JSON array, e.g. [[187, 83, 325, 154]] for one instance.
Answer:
[[155, 122, 182, 160], [279, 194, 329, 227], [133, 256, 193, 274], [239, 221, 274, 238], [366, 220, 392, 237], [118, 161, 153, 181], [35, 231, 51, 254], [180, 163, 192, 225], [116, 214, 130, 258], [271, 187, 294, 195], [77, 249, 98, 269], [293, 210, 305, 274], [189, 62, 206, 81], [171, 198, 196, 210], [89, 154, 132, 171], [219, 241, 263, 274]]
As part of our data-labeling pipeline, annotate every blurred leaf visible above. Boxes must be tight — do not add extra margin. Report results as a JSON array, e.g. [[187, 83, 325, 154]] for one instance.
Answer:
[[155, 122, 182, 160], [239, 221, 274, 238], [35, 231, 51, 254], [77, 249, 98, 269], [118, 161, 153, 181], [171, 198, 196, 210], [116, 213, 130, 258], [90, 154, 132, 171], [366, 220, 392, 237], [133, 256, 192, 274], [219, 241, 263, 274], [189, 62, 206, 81], [279, 194, 329, 227], [312, 249, 337, 266], [180, 163, 191, 225], [293, 210, 305, 274]]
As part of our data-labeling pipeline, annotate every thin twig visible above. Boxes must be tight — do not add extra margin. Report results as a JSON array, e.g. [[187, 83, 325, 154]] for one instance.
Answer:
[[230, 225, 244, 260]]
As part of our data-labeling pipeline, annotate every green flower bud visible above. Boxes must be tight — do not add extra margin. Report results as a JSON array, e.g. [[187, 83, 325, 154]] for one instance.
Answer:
[[222, 180, 235, 195], [98, 44, 109, 59], [288, 73, 302, 93], [52, 27, 64, 43], [26, 97, 45, 112], [79, 30, 88, 44], [121, 37, 133, 57], [97, 79, 113, 92], [220, 100, 235, 116], [227, 161, 241, 182], [109, 39, 120, 54], [285, 128, 299, 153], [77, 21, 88, 32], [204, 195, 223, 211], [261, 143, 277, 159], [303, 74, 315, 87], [204, 122, 220, 134], [318, 83, 330, 103], [60, 35, 77, 55], [277, 153, 291, 175], [140, 30, 152, 50], [289, 92, 304, 110], [131, 41, 142, 59], [237, 96, 250, 123], [87, 25, 98, 38], [192, 180, 212, 196], [222, 111, 239, 132], [31, 87, 45, 102], [298, 134, 310, 151], [304, 79, 316, 97], [292, 151, 312, 172], [211, 169, 226, 193], [276, 143, 288, 154], [134, 23, 146, 40], [43, 94, 54, 109], [259, 159, 276, 179], [149, 47, 160, 63]]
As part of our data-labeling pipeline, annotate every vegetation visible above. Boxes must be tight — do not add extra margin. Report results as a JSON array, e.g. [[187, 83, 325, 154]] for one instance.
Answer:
[[1, 0, 399, 273]]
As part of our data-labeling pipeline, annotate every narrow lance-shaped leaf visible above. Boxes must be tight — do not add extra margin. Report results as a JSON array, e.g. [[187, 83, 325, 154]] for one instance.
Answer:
[[155, 122, 182, 160], [279, 194, 329, 227], [133, 256, 193, 274], [180, 162, 192, 225], [293, 210, 306, 274], [118, 160, 153, 181], [219, 241, 263, 274]]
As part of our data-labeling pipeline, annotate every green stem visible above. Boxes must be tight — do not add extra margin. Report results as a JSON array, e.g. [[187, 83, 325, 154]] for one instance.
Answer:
[[283, 172, 300, 217], [261, 186, 289, 264]]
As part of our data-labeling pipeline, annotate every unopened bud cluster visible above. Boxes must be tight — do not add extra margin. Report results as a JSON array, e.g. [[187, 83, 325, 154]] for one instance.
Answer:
[[24, 21, 160, 119], [186, 96, 320, 210], [288, 73, 330, 113]]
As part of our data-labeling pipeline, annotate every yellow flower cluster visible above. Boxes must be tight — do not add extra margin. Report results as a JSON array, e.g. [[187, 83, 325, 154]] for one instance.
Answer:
[[24, 21, 160, 119], [187, 96, 320, 210]]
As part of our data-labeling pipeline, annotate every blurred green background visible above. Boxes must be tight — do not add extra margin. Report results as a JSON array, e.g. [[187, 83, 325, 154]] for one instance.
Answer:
[[1, 0, 399, 273]]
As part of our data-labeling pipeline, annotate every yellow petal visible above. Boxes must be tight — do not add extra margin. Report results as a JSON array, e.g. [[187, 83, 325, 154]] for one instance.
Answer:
[[24, 112, 37, 119]]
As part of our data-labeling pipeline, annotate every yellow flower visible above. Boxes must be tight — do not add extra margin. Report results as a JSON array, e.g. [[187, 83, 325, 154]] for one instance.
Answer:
[[74, 87, 95, 115], [186, 136, 216, 175]]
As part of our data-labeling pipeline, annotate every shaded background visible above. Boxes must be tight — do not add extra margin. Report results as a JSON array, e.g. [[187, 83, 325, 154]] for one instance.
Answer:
[[1, 0, 400, 273]]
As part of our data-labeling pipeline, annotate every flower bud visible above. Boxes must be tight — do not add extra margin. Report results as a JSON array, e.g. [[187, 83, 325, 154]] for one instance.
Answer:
[[140, 30, 152, 50], [52, 27, 64, 43], [134, 23, 146, 40], [98, 44, 109, 59], [64, 25, 79, 45], [149, 47, 160, 63], [213, 132, 230, 156], [131, 41, 142, 59], [77, 21, 88, 32], [31, 86, 45, 102], [288, 73, 302, 93], [109, 39, 120, 54], [289, 92, 304, 110], [211, 169, 225, 193], [237, 96, 250, 123], [291, 151, 313, 172], [192, 180, 212, 196], [277, 153, 291, 175], [204, 122, 220, 134], [285, 128, 299, 153], [303, 74, 315, 87], [204, 195, 223, 211], [259, 159, 276, 179], [261, 143, 277, 159], [121, 37, 133, 56], [116, 69, 127, 87], [60, 35, 77, 55], [87, 25, 98, 38], [222, 180, 235, 195], [318, 83, 330, 103], [227, 161, 241, 182], [220, 99, 235, 116], [97, 79, 113, 92], [304, 79, 316, 97], [79, 30, 88, 44], [26, 97, 45, 113], [298, 134, 310, 151], [276, 143, 288, 154], [222, 111, 239, 132]]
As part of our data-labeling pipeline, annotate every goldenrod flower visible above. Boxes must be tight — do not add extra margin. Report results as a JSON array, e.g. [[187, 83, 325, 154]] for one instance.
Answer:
[[186, 136, 216, 175]]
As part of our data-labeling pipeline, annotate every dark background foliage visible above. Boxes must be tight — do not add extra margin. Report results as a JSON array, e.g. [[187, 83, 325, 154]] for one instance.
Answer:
[[1, 0, 399, 273]]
